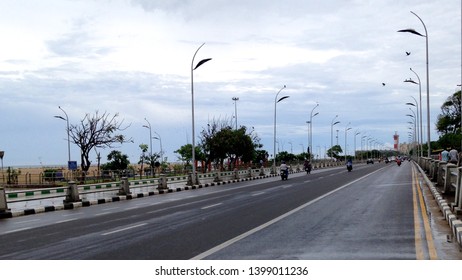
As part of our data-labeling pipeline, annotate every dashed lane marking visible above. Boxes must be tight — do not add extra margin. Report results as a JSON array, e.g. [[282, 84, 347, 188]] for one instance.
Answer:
[[54, 218, 78, 224], [14, 219, 41, 224], [3, 227, 31, 234], [201, 203, 223, 210], [101, 223, 148, 236], [251, 192, 265, 196]]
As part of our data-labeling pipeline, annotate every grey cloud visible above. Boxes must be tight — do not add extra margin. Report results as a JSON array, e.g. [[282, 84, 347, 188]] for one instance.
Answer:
[[46, 30, 112, 58]]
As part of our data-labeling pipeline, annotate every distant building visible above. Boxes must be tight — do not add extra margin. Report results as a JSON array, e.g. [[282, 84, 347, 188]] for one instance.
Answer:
[[393, 132, 399, 151]]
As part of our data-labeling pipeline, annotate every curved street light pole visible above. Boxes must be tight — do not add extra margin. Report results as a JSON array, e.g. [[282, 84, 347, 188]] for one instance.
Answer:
[[273, 85, 288, 173], [407, 108, 417, 154], [143, 118, 153, 158], [143, 118, 153, 176], [306, 120, 310, 154], [191, 43, 212, 184], [54, 106, 71, 164], [153, 131, 163, 162], [232, 97, 239, 130], [409, 68, 423, 157], [344, 122, 351, 162], [399, 11, 430, 157], [406, 96, 420, 157], [361, 135, 367, 159], [330, 115, 339, 150], [354, 131, 360, 160], [309, 103, 319, 157]]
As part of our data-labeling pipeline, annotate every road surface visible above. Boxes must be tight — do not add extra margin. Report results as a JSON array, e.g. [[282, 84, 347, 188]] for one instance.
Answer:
[[0, 161, 459, 259]]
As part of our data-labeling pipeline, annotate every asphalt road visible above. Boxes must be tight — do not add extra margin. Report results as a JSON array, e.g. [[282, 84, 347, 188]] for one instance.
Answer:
[[0, 161, 459, 260]]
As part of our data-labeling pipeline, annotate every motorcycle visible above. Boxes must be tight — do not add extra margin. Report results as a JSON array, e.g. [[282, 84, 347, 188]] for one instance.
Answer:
[[397, 159, 401, 166], [280, 169, 288, 180], [347, 164, 352, 172], [304, 164, 312, 174]]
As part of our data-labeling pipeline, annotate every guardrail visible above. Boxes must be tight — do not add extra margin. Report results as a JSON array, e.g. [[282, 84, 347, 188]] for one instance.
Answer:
[[414, 156, 462, 247], [417, 157, 462, 214]]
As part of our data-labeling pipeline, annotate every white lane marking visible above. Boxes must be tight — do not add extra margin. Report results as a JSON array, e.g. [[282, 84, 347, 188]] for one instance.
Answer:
[[4, 227, 31, 234], [61, 212, 84, 217], [94, 212, 113, 216], [191, 167, 386, 260], [201, 203, 223, 210], [136, 202, 151, 206], [101, 207, 120, 211], [101, 223, 148, 236], [14, 219, 41, 224], [251, 192, 265, 196], [282, 184, 293, 189], [54, 218, 77, 224]]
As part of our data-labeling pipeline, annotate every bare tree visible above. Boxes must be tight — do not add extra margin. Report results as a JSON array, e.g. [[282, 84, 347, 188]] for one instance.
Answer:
[[68, 111, 132, 172]]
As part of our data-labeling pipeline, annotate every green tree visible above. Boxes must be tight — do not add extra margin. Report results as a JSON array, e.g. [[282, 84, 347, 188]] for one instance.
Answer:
[[174, 144, 205, 165], [436, 90, 461, 135], [326, 145, 343, 160], [138, 144, 148, 177], [199, 119, 260, 170], [144, 153, 161, 175], [436, 90, 462, 149], [297, 152, 310, 161], [275, 151, 297, 163], [253, 149, 269, 166], [101, 150, 130, 171]]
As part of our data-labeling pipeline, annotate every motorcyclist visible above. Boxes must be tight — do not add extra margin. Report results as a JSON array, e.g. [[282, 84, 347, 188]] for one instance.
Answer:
[[346, 158, 353, 171], [280, 161, 289, 177], [304, 159, 312, 174]]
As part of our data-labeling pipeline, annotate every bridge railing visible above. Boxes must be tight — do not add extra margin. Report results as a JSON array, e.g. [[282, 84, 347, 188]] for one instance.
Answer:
[[417, 157, 462, 214]]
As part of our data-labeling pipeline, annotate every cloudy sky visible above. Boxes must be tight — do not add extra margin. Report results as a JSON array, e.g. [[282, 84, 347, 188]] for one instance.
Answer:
[[0, 0, 460, 167]]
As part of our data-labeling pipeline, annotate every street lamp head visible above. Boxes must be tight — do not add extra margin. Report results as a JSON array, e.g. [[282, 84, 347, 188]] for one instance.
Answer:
[[404, 78, 419, 85], [54, 115, 65, 121], [333, 121, 340, 126], [193, 58, 212, 70], [142, 125, 149, 129], [397, 28, 425, 37], [406, 102, 416, 107], [277, 95, 290, 103]]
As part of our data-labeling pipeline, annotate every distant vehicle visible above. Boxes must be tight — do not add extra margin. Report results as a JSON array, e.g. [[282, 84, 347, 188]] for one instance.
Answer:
[[367, 159, 374, 164]]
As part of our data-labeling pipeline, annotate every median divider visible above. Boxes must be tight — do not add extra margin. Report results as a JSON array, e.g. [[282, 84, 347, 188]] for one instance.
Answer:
[[1, 162, 347, 219], [1, 167, 277, 218]]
